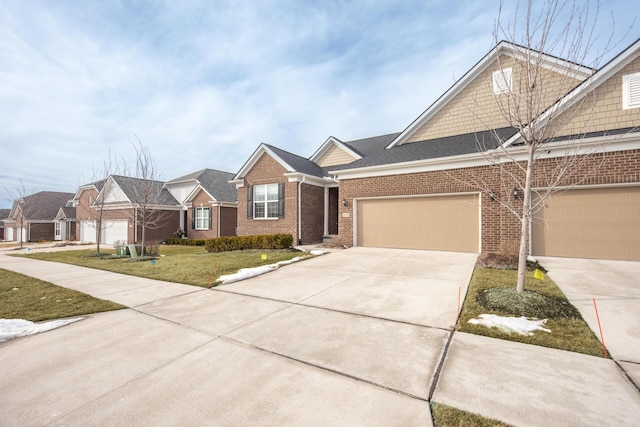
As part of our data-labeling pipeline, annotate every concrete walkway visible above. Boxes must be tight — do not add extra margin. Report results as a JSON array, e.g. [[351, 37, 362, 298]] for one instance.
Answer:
[[1, 248, 639, 426]]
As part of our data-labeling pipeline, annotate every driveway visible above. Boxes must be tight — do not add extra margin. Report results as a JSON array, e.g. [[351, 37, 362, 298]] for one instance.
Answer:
[[537, 256, 640, 385], [0, 247, 477, 426]]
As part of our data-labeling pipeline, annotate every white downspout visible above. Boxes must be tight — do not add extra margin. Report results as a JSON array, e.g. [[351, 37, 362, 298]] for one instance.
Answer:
[[134, 207, 138, 243], [323, 187, 329, 236], [217, 204, 221, 237], [297, 176, 306, 245]]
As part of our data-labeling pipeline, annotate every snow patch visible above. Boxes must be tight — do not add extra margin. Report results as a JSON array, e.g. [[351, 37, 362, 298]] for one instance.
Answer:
[[468, 314, 551, 336], [217, 256, 307, 285], [0, 318, 84, 342], [309, 249, 326, 256]]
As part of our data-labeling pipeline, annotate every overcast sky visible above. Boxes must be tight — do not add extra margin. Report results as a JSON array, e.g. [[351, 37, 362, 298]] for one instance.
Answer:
[[0, 0, 637, 207]]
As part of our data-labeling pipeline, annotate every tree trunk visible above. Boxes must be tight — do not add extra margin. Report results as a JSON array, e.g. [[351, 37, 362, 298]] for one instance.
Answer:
[[516, 145, 535, 293]]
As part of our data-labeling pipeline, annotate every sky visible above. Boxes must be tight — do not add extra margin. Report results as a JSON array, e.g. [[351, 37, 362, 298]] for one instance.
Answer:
[[0, 0, 637, 208]]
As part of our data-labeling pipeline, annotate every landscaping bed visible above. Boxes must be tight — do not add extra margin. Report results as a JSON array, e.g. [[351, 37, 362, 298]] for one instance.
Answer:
[[459, 262, 605, 357]]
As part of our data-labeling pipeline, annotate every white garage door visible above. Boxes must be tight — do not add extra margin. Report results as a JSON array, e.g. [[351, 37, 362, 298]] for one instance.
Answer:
[[356, 194, 480, 252], [102, 220, 128, 245], [80, 220, 97, 243], [6, 227, 14, 241], [532, 186, 640, 261]]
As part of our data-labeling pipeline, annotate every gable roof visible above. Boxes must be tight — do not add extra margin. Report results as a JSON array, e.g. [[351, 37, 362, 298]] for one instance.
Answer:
[[107, 175, 179, 206], [170, 168, 237, 203], [505, 37, 640, 146], [386, 40, 594, 149], [54, 206, 76, 221], [309, 136, 363, 164], [330, 127, 517, 173], [74, 179, 106, 200], [9, 191, 75, 221], [233, 143, 325, 180]]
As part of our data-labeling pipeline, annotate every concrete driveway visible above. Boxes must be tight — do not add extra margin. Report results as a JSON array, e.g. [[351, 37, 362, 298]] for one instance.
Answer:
[[0, 247, 477, 426], [538, 256, 640, 386]]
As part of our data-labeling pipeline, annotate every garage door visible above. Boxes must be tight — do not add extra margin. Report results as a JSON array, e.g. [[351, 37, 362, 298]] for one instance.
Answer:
[[532, 186, 640, 260], [356, 194, 480, 252], [80, 220, 97, 242], [102, 220, 128, 245], [6, 227, 14, 241]]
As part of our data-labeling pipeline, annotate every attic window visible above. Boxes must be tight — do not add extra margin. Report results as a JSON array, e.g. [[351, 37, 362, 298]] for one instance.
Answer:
[[622, 72, 640, 110], [493, 68, 513, 94]]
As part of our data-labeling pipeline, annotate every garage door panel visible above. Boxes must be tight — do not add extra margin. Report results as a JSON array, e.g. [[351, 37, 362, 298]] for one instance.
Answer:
[[80, 220, 97, 243], [102, 220, 128, 245], [532, 187, 640, 261], [357, 195, 479, 252]]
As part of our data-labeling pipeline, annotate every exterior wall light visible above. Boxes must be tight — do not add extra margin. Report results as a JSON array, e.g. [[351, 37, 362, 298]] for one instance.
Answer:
[[513, 188, 520, 199], [342, 198, 348, 207]]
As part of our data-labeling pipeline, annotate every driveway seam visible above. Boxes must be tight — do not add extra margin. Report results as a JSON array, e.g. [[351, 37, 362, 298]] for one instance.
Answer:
[[614, 360, 640, 393], [211, 287, 452, 333], [217, 335, 430, 403], [427, 328, 456, 401]]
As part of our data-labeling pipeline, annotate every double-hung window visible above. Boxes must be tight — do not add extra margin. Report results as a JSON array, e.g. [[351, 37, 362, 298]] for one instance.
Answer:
[[253, 183, 279, 218], [194, 207, 211, 230]]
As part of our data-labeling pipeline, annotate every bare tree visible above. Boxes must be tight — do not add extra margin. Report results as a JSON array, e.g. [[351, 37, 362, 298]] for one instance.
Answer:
[[121, 138, 175, 256], [80, 152, 120, 254], [5, 181, 32, 248], [467, 0, 627, 292]]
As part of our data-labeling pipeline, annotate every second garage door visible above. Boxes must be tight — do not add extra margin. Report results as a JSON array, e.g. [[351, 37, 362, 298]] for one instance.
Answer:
[[532, 186, 640, 261], [356, 194, 480, 252], [102, 220, 129, 245]]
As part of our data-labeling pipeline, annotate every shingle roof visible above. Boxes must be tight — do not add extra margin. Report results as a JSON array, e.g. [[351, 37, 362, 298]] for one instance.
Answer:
[[13, 191, 75, 221], [195, 169, 237, 202], [265, 144, 325, 177], [111, 175, 179, 206], [329, 127, 518, 172], [342, 133, 401, 157], [0, 209, 10, 221], [61, 206, 76, 219]]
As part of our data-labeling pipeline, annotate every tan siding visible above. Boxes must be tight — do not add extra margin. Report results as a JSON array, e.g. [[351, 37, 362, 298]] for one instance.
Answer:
[[532, 186, 640, 260], [316, 144, 358, 167], [406, 55, 582, 142], [552, 56, 640, 137], [356, 195, 479, 252]]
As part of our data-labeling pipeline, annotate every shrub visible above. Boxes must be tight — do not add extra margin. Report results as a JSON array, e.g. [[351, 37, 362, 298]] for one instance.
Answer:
[[204, 234, 294, 253], [164, 238, 206, 246]]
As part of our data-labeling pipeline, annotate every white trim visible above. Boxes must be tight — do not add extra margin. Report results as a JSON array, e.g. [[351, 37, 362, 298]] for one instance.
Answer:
[[332, 132, 640, 180], [492, 67, 513, 94], [352, 191, 482, 252], [284, 172, 331, 186], [622, 72, 640, 110], [232, 144, 294, 180], [309, 136, 362, 163], [386, 41, 593, 149], [323, 187, 329, 236], [532, 182, 640, 192]]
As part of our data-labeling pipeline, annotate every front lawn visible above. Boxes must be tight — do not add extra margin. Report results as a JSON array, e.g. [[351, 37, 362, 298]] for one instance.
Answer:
[[432, 403, 511, 427], [0, 268, 125, 321], [459, 267, 605, 357], [15, 246, 309, 287]]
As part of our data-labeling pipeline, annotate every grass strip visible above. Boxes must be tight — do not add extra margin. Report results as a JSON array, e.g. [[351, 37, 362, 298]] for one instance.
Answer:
[[459, 267, 605, 357], [14, 246, 308, 287], [0, 268, 125, 321]]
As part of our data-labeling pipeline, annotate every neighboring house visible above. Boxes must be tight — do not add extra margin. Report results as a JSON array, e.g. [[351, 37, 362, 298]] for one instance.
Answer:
[[74, 175, 181, 245], [164, 168, 238, 239], [4, 191, 75, 242], [0, 209, 10, 240], [232, 39, 640, 261], [53, 206, 77, 241]]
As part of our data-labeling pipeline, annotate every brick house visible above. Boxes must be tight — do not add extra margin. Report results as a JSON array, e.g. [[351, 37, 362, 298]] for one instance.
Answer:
[[0, 209, 9, 240], [74, 175, 181, 245], [164, 168, 238, 239], [4, 191, 75, 242], [232, 39, 640, 261]]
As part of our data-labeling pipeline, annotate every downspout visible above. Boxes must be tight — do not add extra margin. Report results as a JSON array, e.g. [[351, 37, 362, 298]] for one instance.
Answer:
[[217, 204, 221, 237], [297, 176, 306, 245], [134, 207, 138, 243]]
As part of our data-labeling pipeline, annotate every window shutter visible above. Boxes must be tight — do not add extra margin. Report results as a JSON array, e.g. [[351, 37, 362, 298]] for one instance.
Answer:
[[278, 183, 285, 219], [247, 186, 253, 219], [208, 207, 212, 230], [191, 207, 196, 229]]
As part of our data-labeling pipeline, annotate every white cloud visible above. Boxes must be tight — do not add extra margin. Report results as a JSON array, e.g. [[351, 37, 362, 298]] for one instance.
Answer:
[[0, 0, 636, 207]]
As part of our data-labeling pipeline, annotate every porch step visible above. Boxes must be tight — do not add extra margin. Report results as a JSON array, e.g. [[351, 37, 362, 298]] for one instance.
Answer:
[[323, 234, 338, 244]]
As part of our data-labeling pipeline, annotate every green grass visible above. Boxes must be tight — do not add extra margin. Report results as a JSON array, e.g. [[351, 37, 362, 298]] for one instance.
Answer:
[[14, 246, 309, 287], [459, 267, 605, 357], [431, 403, 511, 427], [0, 268, 125, 321]]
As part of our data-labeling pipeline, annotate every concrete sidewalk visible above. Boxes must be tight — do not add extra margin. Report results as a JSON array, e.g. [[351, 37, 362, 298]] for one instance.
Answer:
[[1, 248, 639, 426]]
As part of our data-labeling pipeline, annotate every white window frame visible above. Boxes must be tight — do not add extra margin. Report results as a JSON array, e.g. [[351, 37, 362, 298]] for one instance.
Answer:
[[55, 222, 62, 238], [253, 183, 279, 219], [493, 67, 513, 94], [194, 207, 210, 230], [622, 72, 640, 110]]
